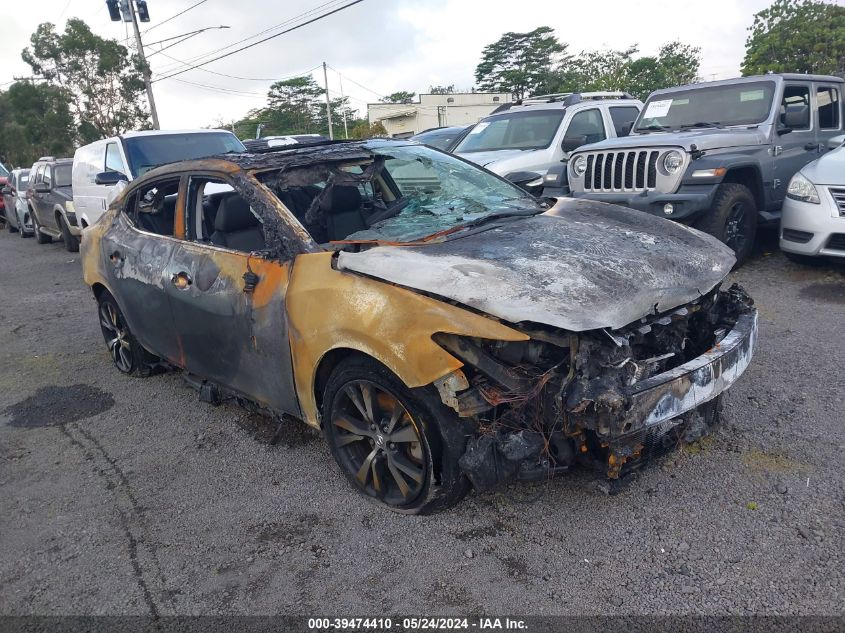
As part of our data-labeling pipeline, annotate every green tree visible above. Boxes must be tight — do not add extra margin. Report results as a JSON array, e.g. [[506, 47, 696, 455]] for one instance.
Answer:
[[626, 41, 701, 99], [742, 0, 845, 76], [380, 91, 416, 104], [428, 84, 455, 94], [264, 76, 325, 133], [0, 81, 75, 167], [474, 27, 568, 99], [349, 120, 387, 139], [22, 18, 149, 142]]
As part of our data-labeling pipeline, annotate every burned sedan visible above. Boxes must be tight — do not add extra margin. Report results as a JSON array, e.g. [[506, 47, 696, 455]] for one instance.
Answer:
[[81, 139, 757, 514]]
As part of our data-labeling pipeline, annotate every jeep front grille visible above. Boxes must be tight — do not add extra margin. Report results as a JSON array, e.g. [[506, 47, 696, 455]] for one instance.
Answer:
[[829, 187, 845, 216], [573, 147, 686, 195], [585, 150, 660, 192]]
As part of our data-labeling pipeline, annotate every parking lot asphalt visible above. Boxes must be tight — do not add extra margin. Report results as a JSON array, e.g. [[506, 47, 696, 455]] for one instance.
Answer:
[[0, 225, 843, 617]]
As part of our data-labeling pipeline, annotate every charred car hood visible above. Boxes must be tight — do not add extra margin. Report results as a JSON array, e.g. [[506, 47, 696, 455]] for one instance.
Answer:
[[336, 200, 736, 332], [582, 127, 769, 153]]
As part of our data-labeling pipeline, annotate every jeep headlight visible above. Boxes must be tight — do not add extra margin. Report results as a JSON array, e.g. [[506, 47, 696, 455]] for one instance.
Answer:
[[786, 172, 820, 204], [662, 150, 684, 174], [571, 155, 587, 178]]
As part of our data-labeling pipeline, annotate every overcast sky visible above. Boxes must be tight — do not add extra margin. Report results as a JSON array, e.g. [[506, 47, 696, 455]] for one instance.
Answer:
[[1, 0, 795, 130]]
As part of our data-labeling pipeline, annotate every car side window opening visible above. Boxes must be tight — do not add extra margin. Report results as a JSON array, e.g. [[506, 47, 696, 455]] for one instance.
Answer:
[[105, 142, 127, 175], [780, 85, 811, 130], [817, 87, 841, 130], [565, 109, 607, 146], [125, 178, 181, 237], [185, 176, 265, 253], [42, 165, 52, 188]]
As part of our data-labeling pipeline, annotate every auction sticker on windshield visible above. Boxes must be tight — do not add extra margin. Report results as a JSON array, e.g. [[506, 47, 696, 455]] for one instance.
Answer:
[[643, 99, 673, 118]]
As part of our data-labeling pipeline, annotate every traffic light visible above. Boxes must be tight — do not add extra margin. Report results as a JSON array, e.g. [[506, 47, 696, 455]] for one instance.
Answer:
[[106, 0, 121, 21], [119, 0, 132, 22], [136, 0, 150, 22]]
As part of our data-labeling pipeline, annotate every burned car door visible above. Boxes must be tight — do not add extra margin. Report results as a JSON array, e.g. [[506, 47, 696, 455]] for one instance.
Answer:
[[101, 176, 183, 363], [163, 175, 301, 417]]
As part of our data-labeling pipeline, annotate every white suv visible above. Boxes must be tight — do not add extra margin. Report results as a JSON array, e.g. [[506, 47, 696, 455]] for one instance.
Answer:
[[453, 92, 642, 193], [72, 129, 245, 229]]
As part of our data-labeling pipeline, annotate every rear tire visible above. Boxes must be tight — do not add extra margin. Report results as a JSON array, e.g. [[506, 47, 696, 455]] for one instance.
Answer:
[[694, 183, 757, 267], [322, 356, 469, 514], [59, 214, 79, 252], [31, 209, 52, 244], [97, 291, 159, 377]]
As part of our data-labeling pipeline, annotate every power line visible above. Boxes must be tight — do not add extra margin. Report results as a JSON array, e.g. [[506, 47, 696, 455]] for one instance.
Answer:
[[149, 0, 346, 74], [327, 65, 385, 99], [152, 0, 364, 82], [144, 0, 209, 34], [156, 49, 320, 81]]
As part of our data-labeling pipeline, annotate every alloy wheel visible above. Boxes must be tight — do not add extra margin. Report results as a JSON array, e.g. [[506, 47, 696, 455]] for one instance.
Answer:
[[329, 380, 427, 506], [99, 301, 133, 373], [724, 201, 748, 254]]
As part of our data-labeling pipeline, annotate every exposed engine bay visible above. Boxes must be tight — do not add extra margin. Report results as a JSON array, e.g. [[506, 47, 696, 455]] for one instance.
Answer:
[[432, 284, 756, 490]]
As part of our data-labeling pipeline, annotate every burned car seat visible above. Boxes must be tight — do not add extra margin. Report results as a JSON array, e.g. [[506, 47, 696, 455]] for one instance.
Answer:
[[322, 185, 366, 241], [210, 193, 264, 252]]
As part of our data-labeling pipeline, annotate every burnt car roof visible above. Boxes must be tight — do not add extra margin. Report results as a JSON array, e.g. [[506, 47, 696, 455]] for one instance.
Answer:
[[137, 139, 404, 182]]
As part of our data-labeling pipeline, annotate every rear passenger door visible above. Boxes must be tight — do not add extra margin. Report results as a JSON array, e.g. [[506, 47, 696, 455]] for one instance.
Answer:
[[815, 83, 842, 155], [164, 174, 301, 417], [102, 176, 182, 363], [772, 82, 817, 206]]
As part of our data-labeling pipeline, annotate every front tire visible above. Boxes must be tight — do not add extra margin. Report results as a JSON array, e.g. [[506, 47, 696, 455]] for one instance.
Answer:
[[97, 292, 158, 377], [59, 214, 80, 252], [694, 183, 757, 267], [322, 357, 469, 514]]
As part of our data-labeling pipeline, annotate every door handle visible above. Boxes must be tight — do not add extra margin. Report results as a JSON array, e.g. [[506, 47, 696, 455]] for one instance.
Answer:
[[109, 250, 124, 263], [804, 142, 819, 151], [171, 271, 192, 290]]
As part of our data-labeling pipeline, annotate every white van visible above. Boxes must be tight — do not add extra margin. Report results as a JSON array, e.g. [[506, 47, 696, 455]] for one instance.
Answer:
[[72, 129, 245, 228]]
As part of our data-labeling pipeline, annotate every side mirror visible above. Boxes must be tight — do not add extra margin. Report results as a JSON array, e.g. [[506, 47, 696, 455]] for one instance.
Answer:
[[95, 171, 128, 186], [34, 182, 51, 193], [828, 134, 845, 150], [561, 135, 588, 153], [615, 121, 634, 137]]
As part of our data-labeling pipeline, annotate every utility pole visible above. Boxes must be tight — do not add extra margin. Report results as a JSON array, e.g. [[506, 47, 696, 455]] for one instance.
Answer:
[[128, 0, 160, 129], [339, 74, 349, 139], [322, 62, 333, 140]]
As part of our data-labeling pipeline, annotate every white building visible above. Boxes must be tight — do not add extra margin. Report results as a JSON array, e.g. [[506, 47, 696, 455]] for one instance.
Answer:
[[368, 92, 512, 138]]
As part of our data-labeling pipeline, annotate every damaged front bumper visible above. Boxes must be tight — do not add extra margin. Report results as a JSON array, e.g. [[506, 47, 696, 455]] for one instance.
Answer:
[[453, 285, 758, 490]]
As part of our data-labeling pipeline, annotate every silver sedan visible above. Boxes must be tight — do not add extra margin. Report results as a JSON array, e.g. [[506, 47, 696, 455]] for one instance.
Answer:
[[780, 135, 845, 262]]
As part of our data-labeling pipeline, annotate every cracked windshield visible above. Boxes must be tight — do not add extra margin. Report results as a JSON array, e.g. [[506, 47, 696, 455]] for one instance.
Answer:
[[346, 144, 542, 242]]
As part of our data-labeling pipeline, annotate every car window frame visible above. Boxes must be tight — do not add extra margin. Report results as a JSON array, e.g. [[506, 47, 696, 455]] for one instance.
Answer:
[[32, 165, 45, 185], [780, 83, 813, 132], [564, 107, 607, 148], [816, 84, 841, 131], [119, 174, 186, 241], [105, 141, 128, 175], [608, 105, 641, 135]]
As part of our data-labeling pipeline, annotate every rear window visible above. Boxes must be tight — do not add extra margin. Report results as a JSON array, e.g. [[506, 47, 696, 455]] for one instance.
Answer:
[[124, 132, 246, 177]]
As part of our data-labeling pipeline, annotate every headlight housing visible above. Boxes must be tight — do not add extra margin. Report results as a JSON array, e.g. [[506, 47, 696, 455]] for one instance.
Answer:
[[571, 155, 587, 177], [662, 150, 684, 174], [786, 172, 820, 204]]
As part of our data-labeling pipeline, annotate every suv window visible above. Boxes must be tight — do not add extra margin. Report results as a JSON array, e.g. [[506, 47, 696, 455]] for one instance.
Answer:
[[609, 106, 640, 136], [43, 165, 52, 188], [780, 85, 811, 130], [124, 178, 180, 237], [818, 86, 841, 130], [454, 111, 565, 152], [566, 108, 606, 146], [105, 142, 127, 174], [32, 165, 45, 184]]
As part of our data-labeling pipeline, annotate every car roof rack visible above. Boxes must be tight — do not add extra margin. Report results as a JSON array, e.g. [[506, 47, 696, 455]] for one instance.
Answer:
[[512, 91, 636, 106]]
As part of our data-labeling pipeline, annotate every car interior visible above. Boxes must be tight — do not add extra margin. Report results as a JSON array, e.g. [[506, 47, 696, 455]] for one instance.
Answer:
[[132, 180, 180, 236]]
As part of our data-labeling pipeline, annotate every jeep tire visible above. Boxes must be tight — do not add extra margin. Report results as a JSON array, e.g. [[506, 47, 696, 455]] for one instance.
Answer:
[[695, 183, 757, 267]]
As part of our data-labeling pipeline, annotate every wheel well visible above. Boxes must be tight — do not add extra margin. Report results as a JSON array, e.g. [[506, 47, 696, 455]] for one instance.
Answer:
[[54, 207, 64, 225], [313, 348, 371, 418], [723, 166, 764, 210], [91, 283, 108, 301]]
